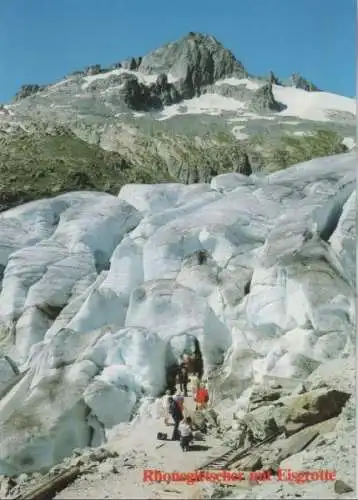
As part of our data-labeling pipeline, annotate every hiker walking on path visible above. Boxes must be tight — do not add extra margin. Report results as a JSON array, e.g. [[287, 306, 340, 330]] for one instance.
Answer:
[[161, 389, 172, 425], [179, 354, 190, 376], [179, 416, 194, 451], [178, 366, 189, 396], [193, 339, 204, 379], [168, 396, 183, 441]]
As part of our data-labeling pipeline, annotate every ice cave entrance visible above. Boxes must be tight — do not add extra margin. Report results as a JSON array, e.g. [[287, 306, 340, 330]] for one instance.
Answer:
[[165, 334, 204, 393]]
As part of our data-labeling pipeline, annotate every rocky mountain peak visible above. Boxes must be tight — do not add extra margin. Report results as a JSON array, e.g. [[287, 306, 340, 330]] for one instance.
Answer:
[[138, 31, 246, 98]]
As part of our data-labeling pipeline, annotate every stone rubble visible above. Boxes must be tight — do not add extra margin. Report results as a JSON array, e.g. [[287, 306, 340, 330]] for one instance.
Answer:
[[3, 357, 355, 499]]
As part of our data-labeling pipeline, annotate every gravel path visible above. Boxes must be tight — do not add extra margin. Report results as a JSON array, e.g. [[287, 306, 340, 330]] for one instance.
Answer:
[[55, 390, 240, 499]]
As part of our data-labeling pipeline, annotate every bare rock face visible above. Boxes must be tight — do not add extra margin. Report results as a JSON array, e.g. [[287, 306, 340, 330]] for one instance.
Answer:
[[248, 383, 289, 411], [249, 82, 286, 113], [121, 57, 142, 71], [139, 32, 247, 98], [267, 70, 281, 85], [120, 74, 162, 111], [191, 408, 219, 433], [152, 73, 182, 106], [288, 72, 320, 91], [285, 388, 351, 422]]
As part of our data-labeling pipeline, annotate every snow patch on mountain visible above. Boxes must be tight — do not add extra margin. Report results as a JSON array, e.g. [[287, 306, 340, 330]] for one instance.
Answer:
[[156, 93, 246, 119], [272, 85, 355, 121], [150, 82, 355, 124], [81, 68, 179, 90], [215, 77, 261, 90]]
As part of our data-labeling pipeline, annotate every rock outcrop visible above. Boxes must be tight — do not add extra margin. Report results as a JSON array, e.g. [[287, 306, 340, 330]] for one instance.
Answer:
[[267, 70, 281, 85], [84, 64, 104, 76], [288, 72, 320, 91], [13, 84, 46, 102], [121, 57, 142, 71], [86, 72, 181, 111], [249, 82, 286, 113]]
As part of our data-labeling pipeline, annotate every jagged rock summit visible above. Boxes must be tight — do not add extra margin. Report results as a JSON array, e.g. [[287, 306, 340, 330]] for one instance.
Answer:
[[11, 32, 321, 104], [249, 82, 286, 113], [138, 31, 247, 97]]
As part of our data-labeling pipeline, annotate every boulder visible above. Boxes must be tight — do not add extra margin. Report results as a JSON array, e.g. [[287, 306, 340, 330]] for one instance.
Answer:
[[248, 383, 287, 411], [242, 388, 350, 441], [306, 356, 355, 395], [191, 408, 219, 433], [264, 417, 338, 470], [334, 479, 354, 494], [243, 405, 280, 441], [276, 388, 351, 435]]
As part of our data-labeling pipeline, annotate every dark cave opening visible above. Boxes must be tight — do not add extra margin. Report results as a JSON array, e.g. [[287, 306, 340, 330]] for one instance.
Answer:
[[164, 336, 204, 395], [244, 278, 251, 295]]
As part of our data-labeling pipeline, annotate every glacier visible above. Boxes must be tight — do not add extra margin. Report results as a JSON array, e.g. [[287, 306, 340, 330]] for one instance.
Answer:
[[0, 152, 355, 474]]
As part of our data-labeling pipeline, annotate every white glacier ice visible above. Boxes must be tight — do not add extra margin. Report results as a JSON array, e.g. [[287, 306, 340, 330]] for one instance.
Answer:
[[0, 152, 355, 473]]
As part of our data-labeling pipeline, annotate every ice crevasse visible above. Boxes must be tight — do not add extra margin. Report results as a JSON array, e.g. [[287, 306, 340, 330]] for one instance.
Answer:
[[0, 152, 355, 474]]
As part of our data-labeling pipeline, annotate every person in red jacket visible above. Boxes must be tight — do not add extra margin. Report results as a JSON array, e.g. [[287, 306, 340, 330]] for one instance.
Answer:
[[195, 383, 209, 410]]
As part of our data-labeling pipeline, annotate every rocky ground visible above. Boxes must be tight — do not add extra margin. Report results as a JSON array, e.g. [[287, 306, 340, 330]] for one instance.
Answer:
[[2, 356, 355, 500]]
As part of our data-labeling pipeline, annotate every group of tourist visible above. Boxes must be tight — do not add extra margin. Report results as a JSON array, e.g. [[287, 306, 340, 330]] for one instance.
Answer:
[[162, 384, 209, 446], [160, 351, 210, 449]]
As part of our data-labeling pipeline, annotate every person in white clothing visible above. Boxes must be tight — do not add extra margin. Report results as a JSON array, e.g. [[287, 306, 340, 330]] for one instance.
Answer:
[[161, 389, 172, 425], [179, 416, 193, 451]]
